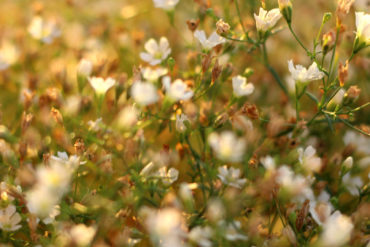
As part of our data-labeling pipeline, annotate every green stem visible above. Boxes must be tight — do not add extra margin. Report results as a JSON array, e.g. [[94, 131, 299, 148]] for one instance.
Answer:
[[288, 24, 311, 57]]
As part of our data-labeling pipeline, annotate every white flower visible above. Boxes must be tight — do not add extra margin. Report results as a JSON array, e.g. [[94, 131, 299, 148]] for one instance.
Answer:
[[188, 226, 213, 247], [179, 182, 197, 202], [0, 41, 19, 71], [232, 75, 254, 97], [219, 221, 248, 241], [288, 60, 325, 83], [77, 59, 93, 77], [26, 187, 59, 219], [153, 0, 179, 10], [327, 88, 345, 108], [88, 77, 116, 96], [208, 131, 246, 162], [140, 37, 171, 66], [131, 81, 159, 106], [36, 162, 73, 195], [343, 131, 370, 155], [69, 224, 96, 247], [157, 167, 179, 185], [28, 16, 61, 44], [0, 205, 21, 231], [142, 67, 168, 82], [217, 166, 247, 189], [194, 30, 226, 50], [254, 8, 282, 32], [176, 114, 189, 132], [42, 205, 60, 225], [298, 146, 322, 173], [163, 76, 193, 101], [309, 191, 333, 225], [355, 12, 370, 45], [116, 105, 139, 129], [343, 156, 353, 170], [50, 151, 85, 172], [260, 155, 276, 172], [144, 208, 186, 247], [342, 173, 363, 196], [321, 211, 353, 247]]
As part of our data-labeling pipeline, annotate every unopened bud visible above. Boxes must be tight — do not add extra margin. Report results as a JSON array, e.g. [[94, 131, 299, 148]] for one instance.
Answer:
[[211, 59, 222, 82], [338, 60, 349, 87], [278, 0, 292, 23], [186, 19, 200, 32], [216, 19, 230, 35], [243, 68, 254, 78], [343, 85, 360, 105], [343, 156, 353, 170], [322, 31, 336, 55]]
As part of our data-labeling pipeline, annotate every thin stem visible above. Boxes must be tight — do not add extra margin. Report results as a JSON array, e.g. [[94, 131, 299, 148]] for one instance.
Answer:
[[234, 0, 247, 36], [328, 26, 340, 80], [288, 24, 311, 57]]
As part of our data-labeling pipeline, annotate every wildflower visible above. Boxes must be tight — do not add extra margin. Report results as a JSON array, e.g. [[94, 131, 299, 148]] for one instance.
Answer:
[[260, 155, 276, 172], [142, 67, 168, 82], [288, 60, 325, 84], [208, 131, 246, 162], [232, 75, 255, 97], [188, 226, 213, 247], [163, 76, 194, 101], [157, 167, 179, 185], [309, 191, 333, 225], [216, 19, 230, 35], [344, 85, 361, 105], [343, 131, 370, 155], [144, 207, 186, 247], [69, 224, 96, 247], [217, 165, 247, 188], [42, 205, 60, 225], [354, 12, 370, 52], [254, 8, 282, 32], [28, 16, 61, 44], [298, 146, 322, 173], [321, 211, 353, 247], [140, 37, 171, 66], [220, 221, 248, 241], [342, 173, 363, 196], [153, 0, 179, 10], [115, 105, 139, 129], [77, 59, 93, 77], [176, 113, 189, 132], [50, 151, 85, 171], [131, 81, 159, 106], [194, 30, 226, 50], [88, 77, 116, 96], [0, 42, 19, 71], [0, 205, 21, 231], [26, 187, 59, 219]]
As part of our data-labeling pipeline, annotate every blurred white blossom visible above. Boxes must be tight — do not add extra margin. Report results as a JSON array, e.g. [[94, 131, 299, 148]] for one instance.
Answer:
[[140, 37, 171, 66]]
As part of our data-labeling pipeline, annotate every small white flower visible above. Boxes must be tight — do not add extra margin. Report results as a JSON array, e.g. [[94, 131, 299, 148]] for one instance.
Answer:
[[176, 113, 189, 132], [142, 67, 168, 82], [36, 162, 73, 195], [140, 37, 171, 66], [42, 205, 60, 225], [88, 77, 116, 96], [321, 211, 353, 247], [163, 76, 193, 101], [254, 8, 282, 32], [28, 16, 61, 44], [355, 12, 370, 46], [116, 105, 139, 129], [232, 75, 254, 97], [131, 81, 159, 106], [69, 224, 96, 247], [219, 220, 248, 241], [153, 0, 179, 10], [188, 226, 213, 247], [194, 30, 226, 50], [77, 59, 93, 77], [217, 165, 247, 189], [342, 173, 363, 196], [0, 205, 21, 232], [288, 60, 325, 83], [26, 187, 59, 219], [327, 88, 345, 108], [298, 146, 322, 173], [309, 191, 333, 225], [0, 41, 19, 71], [156, 167, 179, 185], [343, 131, 370, 155], [260, 155, 276, 171], [208, 131, 246, 162], [343, 156, 353, 170]]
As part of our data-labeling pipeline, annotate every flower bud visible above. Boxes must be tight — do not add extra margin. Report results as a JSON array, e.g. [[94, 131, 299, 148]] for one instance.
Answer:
[[343, 156, 353, 170], [343, 85, 360, 105], [322, 31, 335, 55], [278, 0, 292, 23], [327, 89, 345, 111], [216, 19, 230, 35], [338, 60, 349, 87]]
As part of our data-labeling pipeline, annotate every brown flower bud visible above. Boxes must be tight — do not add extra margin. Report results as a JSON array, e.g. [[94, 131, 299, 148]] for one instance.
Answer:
[[216, 19, 230, 35], [241, 103, 259, 120], [338, 60, 349, 87], [21, 112, 33, 134], [186, 19, 200, 32], [211, 59, 222, 82], [51, 107, 63, 125], [322, 31, 335, 55], [343, 85, 361, 105], [74, 138, 85, 155], [202, 53, 213, 73]]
